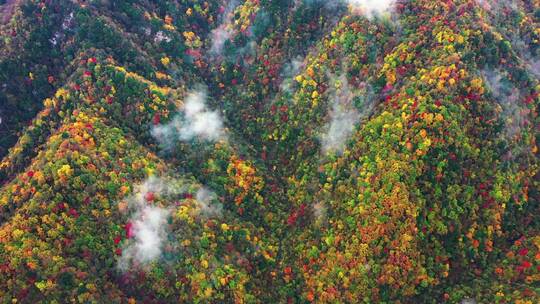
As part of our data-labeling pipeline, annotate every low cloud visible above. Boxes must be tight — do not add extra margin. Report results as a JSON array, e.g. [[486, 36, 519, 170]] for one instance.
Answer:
[[312, 201, 327, 224], [482, 69, 517, 100], [180, 91, 225, 141], [481, 69, 524, 139], [320, 72, 375, 154], [209, 0, 240, 56], [347, 0, 396, 19], [475, 0, 518, 11], [510, 36, 540, 80], [117, 177, 171, 270], [117, 177, 223, 271], [210, 27, 234, 55], [151, 90, 226, 149], [475, 0, 539, 79], [280, 56, 305, 93], [320, 74, 360, 154], [195, 187, 223, 217], [124, 206, 170, 264]]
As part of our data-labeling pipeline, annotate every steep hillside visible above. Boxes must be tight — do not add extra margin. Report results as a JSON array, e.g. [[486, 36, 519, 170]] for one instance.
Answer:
[[0, 0, 538, 303]]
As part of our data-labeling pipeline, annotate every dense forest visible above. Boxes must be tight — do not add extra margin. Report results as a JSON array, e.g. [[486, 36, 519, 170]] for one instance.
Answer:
[[0, 0, 538, 303]]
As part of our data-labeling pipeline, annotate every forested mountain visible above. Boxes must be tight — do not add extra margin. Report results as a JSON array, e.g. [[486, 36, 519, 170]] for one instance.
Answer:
[[0, 0, 538, 303]]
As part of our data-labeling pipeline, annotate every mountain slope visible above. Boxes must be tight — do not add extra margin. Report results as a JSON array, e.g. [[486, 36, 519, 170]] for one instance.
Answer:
[[0, 0, 539, 303]]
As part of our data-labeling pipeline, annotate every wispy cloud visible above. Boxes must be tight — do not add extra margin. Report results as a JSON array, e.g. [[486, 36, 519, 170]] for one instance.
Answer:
[[280, 56, 305, 93], [209, 0, 240, 56], [320, 72, 375, 154], [481, 68, 524, 140], [195, 187, 223, 218], [320, 74, 360, 154], [312, 201, 327, 224]]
